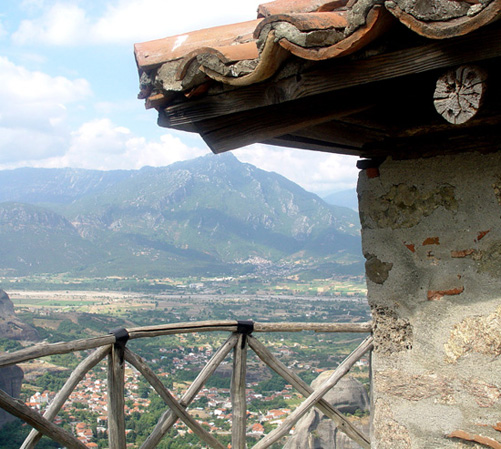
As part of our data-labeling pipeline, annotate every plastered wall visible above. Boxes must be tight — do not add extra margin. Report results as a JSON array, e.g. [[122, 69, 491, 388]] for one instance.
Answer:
[[357, 151, 501, 448]]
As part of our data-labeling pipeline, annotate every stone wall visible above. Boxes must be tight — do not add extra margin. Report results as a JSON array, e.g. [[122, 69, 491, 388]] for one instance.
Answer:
[[358, 151, 501, 448]]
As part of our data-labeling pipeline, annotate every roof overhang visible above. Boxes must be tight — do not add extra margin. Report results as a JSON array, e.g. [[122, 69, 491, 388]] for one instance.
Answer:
[[135, 0, 501, 159]]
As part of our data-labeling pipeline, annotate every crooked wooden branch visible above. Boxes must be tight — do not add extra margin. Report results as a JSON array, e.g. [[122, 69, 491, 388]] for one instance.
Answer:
[[140, 333, 239, 449], [248, 335, 371, 449], [0, 320, 373, 449], [253, 335, 374, 449], [0, 334, 115, 367], [232, 333, 248, 449], [0, 321, 371, 367], [125, 347, 226, 449]]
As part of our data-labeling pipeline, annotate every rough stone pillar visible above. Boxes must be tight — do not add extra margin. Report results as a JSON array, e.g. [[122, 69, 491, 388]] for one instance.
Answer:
[[357, 152, 501, 448]]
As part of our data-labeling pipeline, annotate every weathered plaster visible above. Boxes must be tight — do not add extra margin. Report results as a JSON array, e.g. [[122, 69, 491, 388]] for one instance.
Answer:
[[358, 151, 501, 448]]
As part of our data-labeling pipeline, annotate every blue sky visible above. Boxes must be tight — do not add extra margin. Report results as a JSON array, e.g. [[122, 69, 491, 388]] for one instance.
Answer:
[[0, 0, 359, 196]]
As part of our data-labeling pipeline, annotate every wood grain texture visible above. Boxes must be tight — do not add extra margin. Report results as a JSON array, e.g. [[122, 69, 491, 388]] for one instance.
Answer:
[[231, 334, 248, 449], [0, 335, 115, 367], [162, 26, 501, 127], [434, 65, 488, 124], [107, 344, 127, 449]]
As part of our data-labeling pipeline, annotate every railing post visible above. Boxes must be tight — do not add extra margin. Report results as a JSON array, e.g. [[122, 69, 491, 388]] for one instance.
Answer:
[[107, 328, 129, 449], [232, 321, 253, 449]]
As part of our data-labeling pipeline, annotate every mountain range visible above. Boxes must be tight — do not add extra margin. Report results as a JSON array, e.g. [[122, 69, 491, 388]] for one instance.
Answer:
[[0, 154, 362, 277]]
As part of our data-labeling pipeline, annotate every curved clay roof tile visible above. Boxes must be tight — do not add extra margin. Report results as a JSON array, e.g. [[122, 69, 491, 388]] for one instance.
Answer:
[[134, 20, 261, 70], [176, 42, 260, 81], [258, 0, 349, 17], [254, 11, 348, 38], [386, 0, 501, 39], [200, 31, 289, 86], [278, 6, 394, 60]]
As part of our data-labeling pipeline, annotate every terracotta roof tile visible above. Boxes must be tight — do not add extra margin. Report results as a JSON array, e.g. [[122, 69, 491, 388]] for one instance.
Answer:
[[257, 0, 349, 17], [386, 0, 501, 39], [135, 0, 501, 110], [134, 19, 261, 70], [276, 6, 393, 60]]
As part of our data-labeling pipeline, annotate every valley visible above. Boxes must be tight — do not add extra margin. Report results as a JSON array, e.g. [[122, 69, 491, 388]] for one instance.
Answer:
[[1, 285, 371, 449]]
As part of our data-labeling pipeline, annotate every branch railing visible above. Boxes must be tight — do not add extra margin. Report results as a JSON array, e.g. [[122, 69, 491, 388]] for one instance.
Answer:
[[0, 320, 373, 449]]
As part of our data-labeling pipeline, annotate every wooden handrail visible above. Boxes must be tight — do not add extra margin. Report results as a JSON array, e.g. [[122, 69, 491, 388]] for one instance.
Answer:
[[0, 320, 374, 449]]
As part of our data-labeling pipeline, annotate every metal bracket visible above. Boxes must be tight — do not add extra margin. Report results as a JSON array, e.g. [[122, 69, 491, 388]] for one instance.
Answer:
[[237, 320, 254, 348], [109, 327, 130, 364]]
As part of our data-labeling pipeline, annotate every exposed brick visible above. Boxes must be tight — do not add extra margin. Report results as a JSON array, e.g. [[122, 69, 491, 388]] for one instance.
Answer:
[[404, 242, 416, 253], [427, 286, 464, 301], [423, 237, 440, 245], [451, 249, 475, 258], [476, 230, 491, 242], [366, 167, 380, 178]]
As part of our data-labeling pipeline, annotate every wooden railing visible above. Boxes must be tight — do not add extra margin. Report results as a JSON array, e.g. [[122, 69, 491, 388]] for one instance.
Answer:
[[0, 320, 373, 449]]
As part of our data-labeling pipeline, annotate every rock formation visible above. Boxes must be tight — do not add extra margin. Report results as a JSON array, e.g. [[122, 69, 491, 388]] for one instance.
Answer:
[[0, 289, 39, 341], [0, 289, 37, 428], [0, 366, 24, 427], [284, 374, 370, 449]]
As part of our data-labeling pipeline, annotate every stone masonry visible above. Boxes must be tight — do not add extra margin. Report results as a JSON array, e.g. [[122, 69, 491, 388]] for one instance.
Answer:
[[358, 151, 501, 448]]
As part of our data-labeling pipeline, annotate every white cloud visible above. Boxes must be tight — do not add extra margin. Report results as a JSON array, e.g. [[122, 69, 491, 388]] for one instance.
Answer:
[[34, 118, 210, 170], [11, 0, 264, 46], [13, 3, 89, 46], [92, 0, 263, 44], [234, 144, 359, 195], [0, 57, 91, 164]]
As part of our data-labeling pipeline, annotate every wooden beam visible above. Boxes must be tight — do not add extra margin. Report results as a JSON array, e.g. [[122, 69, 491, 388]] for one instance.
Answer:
[[362, 123, 501, 159], [254, 322, 372, 333], [194, 87, 376, 153], [263, 135, 363, 155], [0, 335, 115, 367], [162, 25, 501, 127]]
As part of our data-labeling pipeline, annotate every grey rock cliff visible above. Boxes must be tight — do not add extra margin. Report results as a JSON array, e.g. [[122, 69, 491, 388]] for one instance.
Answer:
[[0, 366, 24, 428], [284, 375, 370, 449], [0, 289, 39, 341]]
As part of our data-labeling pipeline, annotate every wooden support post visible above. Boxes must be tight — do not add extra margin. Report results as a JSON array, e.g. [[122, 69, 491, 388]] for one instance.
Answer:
[[107, 329, 128, 449], [231, 332, 248, 449], [21, 345, 110, 449]]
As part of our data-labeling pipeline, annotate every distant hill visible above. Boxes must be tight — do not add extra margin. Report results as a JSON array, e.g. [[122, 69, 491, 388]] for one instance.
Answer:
[[323, 189, 358, 211], [0, 154, 363, 277]]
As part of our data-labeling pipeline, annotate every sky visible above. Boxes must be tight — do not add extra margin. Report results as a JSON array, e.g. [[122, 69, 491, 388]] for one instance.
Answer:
[[0, 0, 360, 196]]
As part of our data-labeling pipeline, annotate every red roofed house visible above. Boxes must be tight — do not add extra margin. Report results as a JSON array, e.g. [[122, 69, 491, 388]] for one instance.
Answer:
[[135, 0, 501, 447]]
